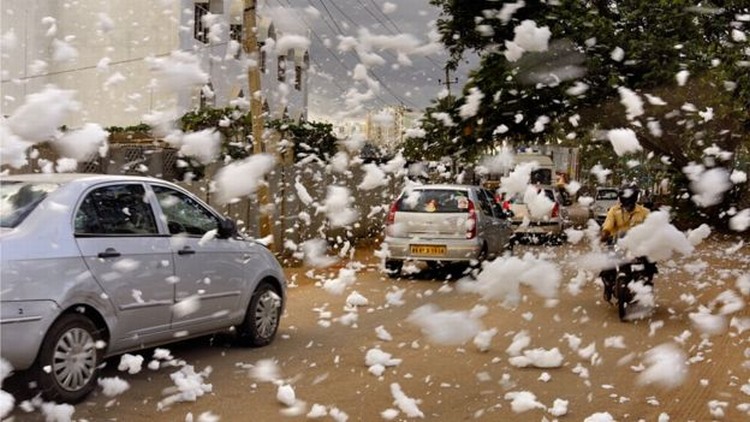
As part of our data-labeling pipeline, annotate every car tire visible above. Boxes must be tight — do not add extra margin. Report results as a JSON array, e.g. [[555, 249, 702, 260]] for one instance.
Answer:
[[35, 313, 103, 403], [237, 282, 282, 347], [385, 260, 403, 278]]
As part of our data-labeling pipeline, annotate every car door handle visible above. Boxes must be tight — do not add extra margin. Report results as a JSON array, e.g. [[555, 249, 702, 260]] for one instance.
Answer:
[[178, 247, 196, 255], [97, 248, 121, 259]]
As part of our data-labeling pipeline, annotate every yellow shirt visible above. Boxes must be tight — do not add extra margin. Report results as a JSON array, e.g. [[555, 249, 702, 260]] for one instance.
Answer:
[[601, 203, 650, 238]]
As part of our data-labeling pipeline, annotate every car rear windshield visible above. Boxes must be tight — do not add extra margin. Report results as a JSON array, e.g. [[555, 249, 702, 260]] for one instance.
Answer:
[[597, 190, 618, 200], [0, 181, 60, 228], [397, 189, 470, 213]]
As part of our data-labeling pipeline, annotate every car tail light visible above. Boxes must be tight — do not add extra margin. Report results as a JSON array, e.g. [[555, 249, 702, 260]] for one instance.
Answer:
[[386, 200, 398, 226], [466, 200, 477, 239], [551, 202, 559, 218]]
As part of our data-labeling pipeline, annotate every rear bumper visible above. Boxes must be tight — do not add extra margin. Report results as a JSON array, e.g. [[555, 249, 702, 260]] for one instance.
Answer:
[[1, 300, 59, 371], [384, 236, 482, 262], [513, 221, 562, 234]]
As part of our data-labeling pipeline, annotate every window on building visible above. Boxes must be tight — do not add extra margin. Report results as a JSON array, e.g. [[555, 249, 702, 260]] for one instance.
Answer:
[[277, 55, 286, 82], [194, 2, 209, 44], [259, 45, 266, 73], [230, 24, 242, 58], [294, 63, 302, 90]]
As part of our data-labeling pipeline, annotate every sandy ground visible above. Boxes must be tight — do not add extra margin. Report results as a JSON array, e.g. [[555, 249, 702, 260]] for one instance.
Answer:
[[5, 236, 750, 421]]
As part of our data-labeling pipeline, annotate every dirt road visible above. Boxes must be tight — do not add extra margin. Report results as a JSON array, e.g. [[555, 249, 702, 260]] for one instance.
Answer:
[[6, 238, 750, 421]]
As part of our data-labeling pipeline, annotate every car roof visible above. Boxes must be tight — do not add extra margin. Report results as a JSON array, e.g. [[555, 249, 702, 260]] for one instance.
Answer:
[[1, 173, 163, 185], [407, 184, 477, 190]]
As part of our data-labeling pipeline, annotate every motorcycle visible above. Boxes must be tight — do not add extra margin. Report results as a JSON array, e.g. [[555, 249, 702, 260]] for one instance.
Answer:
[[599, 243, 658, 321]]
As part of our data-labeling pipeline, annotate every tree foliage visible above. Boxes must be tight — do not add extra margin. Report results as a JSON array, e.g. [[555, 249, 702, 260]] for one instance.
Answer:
[[268, 119, 338, 163]]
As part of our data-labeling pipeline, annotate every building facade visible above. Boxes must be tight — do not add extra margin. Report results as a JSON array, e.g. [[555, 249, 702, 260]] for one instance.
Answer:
[[1, 0, 309, 129]]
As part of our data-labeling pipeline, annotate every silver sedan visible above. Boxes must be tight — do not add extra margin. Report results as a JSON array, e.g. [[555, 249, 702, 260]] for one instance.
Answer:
[[0, 173, 286, 403]]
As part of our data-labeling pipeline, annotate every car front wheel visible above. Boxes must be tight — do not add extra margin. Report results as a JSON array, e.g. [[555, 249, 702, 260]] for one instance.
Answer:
[[237, 282, 282, 347], [36, 313, 103, 403]]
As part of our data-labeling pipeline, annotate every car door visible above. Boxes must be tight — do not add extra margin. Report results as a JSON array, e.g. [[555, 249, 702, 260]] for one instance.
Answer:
[[482, 188, 512, 254], [74, 182, 175, 347], [473, 188, 501, 254], [149, 184, 248, 332]]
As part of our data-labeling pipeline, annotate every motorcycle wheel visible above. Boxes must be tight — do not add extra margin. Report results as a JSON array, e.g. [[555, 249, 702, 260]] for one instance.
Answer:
[[616, 275, 633, 322]]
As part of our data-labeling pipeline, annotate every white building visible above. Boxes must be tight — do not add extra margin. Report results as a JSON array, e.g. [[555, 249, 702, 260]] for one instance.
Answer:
[[366, 105, 418, 150], [1, 0, 309, 128]]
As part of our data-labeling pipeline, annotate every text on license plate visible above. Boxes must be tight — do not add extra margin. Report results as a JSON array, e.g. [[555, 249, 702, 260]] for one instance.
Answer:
[[410, 245, 446, 256]]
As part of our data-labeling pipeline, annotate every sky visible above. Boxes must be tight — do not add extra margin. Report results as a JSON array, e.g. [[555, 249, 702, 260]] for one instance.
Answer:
[[258, 0, 476, 121]]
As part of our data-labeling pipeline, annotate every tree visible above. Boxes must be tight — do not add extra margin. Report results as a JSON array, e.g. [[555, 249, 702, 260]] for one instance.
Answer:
[[428, 0, 749, 228], [268, 119, 338, 163]]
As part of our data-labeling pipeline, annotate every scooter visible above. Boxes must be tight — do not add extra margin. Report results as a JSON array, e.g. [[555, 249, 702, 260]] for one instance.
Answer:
[[599, 244, 658, 321]]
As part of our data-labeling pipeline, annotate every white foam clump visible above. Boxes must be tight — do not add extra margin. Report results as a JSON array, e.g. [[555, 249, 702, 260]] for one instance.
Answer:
[[500, 162, 535, 197], [684, 165, 732, 208], [319, 186, 359, 228], [461, 254, 561, 307], [619, 211, 693, 261], [548, 398, 569, 416], [389, 383, 424, 418], [358, 163, 388, 190], [407, 304, 484, 345], [146, 50, 208, 92], [41, 402, 75, 422], [173, 295, 201, 318], [98, 376, 130, 397], [590, 164, 612, 184], [687, 224, 711, 246], [607, 128, 642, 156], [177, 129, 220, 165], [157, 365, 213, 410], [636, 343, 688, 389], [302, 238, 338, 269], [118, 353, 144, 374], [0, 358, 14, 419], [729, 208, 750, 232], [523, 186, 555, 219], [375, 325, 393, 341], [459, 87, 485, 119], [365, 348, 402, 377], [307, 404, 328, 418], [506, 330, 531, 356], [689, 307, 727, 335], [585, 412, 615, 422], [7, 85, 79, 144], [617, 87, 644, 121], [250, 359, 280, 383], [276, 384, 296, 407], [565, 228, 585, 244], [473, 328, 498, 352], [346, 291, 369, 307], [676, 70, 690, 86], [504, 20, 551, 62], [322, 268, 357, 295], [54, 123, 109, 161], [504, 391, 546, 413], [214, 154, 275, 203], [508, 347, 564, 368]]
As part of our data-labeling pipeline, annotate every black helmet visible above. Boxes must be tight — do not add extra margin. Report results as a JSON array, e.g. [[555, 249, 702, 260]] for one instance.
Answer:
[[618, 184, 640, 211]]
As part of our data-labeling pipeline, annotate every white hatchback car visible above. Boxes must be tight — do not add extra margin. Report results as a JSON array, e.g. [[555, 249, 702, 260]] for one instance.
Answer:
[[383, 184, 514, 276], [0, 174, 286, 403]]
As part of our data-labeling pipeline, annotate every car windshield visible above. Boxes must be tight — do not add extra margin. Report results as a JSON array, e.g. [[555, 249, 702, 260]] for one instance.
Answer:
[[397, 189, 470, 213], [597, 190, 619, 200], [0, 181, 60, 228]]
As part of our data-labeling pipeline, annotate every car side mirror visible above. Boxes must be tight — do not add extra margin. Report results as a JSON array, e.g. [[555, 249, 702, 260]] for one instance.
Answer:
[[218, 218, 237, 239]]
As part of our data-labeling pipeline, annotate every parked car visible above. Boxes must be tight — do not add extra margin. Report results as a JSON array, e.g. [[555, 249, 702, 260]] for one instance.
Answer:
[[383, 184, 514, 277], [509, 185, 573, 243], [592, 187, 620, 224], [0, 174, 286, 403]]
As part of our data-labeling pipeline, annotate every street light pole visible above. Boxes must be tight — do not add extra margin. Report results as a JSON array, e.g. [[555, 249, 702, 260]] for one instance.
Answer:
[[243, 0, 272, 242]]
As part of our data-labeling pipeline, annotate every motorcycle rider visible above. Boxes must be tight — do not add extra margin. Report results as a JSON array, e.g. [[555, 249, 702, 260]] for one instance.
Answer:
[[599, 184, 656, 303], [600, 184, 649, 243]]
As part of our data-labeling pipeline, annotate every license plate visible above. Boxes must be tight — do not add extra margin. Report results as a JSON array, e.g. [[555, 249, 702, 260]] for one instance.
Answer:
[[410, 245, 446, 256]]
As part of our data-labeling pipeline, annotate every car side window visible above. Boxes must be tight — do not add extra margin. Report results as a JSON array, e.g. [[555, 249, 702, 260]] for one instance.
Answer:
[[151, 185, 219, 236], [475, 189, 494, 217], [75, 184, 158, 235]]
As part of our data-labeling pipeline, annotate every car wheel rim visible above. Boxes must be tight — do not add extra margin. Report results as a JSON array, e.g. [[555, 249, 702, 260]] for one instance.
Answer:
[[254, 290, 281, 339], [52, 327, 97, 392]]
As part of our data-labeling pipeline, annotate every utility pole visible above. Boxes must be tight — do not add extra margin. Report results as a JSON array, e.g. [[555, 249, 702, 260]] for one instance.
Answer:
[[243, 0, 272, 242], [438, 67, 458, 97]]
